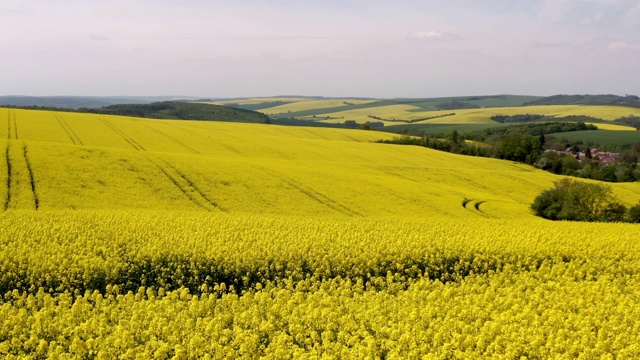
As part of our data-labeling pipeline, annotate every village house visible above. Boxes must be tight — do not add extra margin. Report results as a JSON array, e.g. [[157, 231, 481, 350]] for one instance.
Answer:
[[546, 147, 621, 166]]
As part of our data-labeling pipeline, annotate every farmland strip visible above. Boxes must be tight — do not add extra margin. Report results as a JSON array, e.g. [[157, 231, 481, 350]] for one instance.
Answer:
[[22, 144, 39, 210]]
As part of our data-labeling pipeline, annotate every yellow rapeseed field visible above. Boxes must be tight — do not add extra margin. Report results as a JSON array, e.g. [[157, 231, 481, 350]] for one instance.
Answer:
[[591, 123, 638, 131], [208, 97, 312, 105], [259, 99, 377, 115], [1, 107, 640, 358], [412, 105, 640, 124], [311, 104, 640, 125]]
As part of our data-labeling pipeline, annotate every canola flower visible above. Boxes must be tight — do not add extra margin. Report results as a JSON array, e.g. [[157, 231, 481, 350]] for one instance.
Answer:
[[1, 107, 640, 358]]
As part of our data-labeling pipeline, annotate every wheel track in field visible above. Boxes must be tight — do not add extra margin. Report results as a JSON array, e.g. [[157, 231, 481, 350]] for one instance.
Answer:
[[139, 123, 200, 154], [99, 117, 223, 212], [4, 112, 11, 210], [54, 114, 83, 145], [99, 117, 146, 151], [256, 166, 362, 216], [6, 109, 17, 140], [3, 144, 11, 211], [473, 201, 490, 217], [22, 144, 39, 210], [6, 110, 10, 140], [147, 156, 226, 212], [461, 198, 491, 217], [11, 110, 18, 139], [3, 142, 39, 210], [301, 128, 331, 140], [462, 198, 473, 209], [165, 125, 247, 157]]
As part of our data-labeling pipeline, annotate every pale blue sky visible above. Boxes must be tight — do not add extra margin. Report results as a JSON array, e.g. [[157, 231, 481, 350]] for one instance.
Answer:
[[1, 0, 638, 98]]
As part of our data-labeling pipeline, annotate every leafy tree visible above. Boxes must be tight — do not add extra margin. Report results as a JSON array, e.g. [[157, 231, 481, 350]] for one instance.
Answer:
[[601, 202, 628, 222], [495, 135, 543, 164], [626, 203, 640, 223], [599, 166, 618, 182], [449, 129, 460, 144], [620, 166, 637, 182], [531, 179, 626, 222]]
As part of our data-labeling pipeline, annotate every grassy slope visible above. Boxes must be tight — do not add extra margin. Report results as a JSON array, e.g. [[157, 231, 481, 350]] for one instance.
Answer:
[[2, 107, 640, 219]]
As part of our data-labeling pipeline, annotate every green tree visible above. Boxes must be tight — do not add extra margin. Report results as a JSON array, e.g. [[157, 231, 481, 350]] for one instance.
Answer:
[[449, 129, 460, 144], [531, 179, 626, 222], [626, 203, 640, 223], [620, 166, 637, 182], [495, 135, 543, 165], [599, 166, 618, 182]]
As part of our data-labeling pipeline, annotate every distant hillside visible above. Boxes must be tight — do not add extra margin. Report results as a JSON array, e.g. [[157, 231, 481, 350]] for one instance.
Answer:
[[254, 95, 540, 119], [0, 96, 193, 109], [525, 94, 640, 107], [83, 101, 271, 123]]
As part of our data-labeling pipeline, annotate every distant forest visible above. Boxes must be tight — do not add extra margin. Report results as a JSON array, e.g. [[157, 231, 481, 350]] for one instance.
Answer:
[[81, 102, 271, 123], [3, 101, 271, 124]]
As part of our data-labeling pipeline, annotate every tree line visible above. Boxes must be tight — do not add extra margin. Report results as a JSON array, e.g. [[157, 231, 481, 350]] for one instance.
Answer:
[[378, 121, 640, 182]]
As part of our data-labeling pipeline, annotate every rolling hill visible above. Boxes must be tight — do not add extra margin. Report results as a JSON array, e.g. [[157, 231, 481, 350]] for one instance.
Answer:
[[4, 107, 639, 217], [3, 107, 640, 358], [0, 95, 193, 109], [207, 97, 640, 136]]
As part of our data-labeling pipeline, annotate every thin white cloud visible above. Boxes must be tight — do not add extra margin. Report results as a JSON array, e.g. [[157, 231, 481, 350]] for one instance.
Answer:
[[531, 41, 572, 48], [407, 31, 457, 41], [608, 41, 638, 50]]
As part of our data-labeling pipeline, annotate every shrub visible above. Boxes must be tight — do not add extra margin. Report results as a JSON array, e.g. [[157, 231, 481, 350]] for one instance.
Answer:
[[627, 203, 640, 223], [531, 179, 627, 222]]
